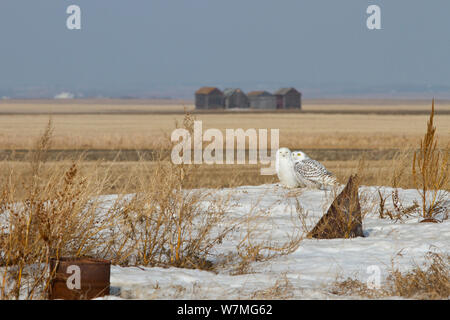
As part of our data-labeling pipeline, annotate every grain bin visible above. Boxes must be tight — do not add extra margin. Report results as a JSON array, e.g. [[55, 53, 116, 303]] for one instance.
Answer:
[[248, 91, 276, 109]]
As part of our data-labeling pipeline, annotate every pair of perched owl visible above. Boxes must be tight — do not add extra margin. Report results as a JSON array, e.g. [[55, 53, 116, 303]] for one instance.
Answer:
[[275, 147, 338, 189]]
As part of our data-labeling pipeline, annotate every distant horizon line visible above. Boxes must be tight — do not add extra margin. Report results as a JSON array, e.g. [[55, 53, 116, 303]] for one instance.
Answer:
[[2, 97, 450, 103], [2, 83, 450, 100]]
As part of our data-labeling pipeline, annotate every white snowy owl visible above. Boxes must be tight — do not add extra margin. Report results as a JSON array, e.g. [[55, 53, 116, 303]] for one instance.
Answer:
[[275, 148, 304, 188], [291, 150, 338, 189]]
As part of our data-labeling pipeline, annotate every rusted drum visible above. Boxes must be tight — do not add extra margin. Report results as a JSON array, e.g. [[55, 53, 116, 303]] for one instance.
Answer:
[[420, 218, 439, 223], [49, 257, 111, 300]]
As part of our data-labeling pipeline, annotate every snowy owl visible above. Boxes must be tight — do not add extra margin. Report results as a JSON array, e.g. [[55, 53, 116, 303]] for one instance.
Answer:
[[291, 150, 338, 189], [275, 148, 304, 188]]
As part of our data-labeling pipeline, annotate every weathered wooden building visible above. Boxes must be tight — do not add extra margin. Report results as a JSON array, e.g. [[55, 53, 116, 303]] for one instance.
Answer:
[[195, 87, 224, 109], [248, 91, 277, 109], [274, 88, 302, 109], [223, 88, 249, 109]]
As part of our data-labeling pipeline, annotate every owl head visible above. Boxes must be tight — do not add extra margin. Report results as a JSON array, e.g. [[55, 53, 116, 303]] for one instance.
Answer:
[[291, 150, 309, 162], [276, 147, 291, 159]]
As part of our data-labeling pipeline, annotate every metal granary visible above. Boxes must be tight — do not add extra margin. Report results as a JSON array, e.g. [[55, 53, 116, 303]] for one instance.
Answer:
[[274, 88, 302, 109], [247, 91, 277, 109], [195, 87, 224, 109], [223, 88, 249, 109]]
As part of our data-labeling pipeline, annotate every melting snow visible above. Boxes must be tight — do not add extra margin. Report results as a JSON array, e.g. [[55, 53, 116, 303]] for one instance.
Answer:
[[99, 184, 449, 299]]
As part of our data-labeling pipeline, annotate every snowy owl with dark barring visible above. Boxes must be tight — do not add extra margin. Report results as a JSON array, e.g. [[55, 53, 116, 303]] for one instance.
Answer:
[[275, 148, 305, 188], [291, 150, 338, 189]]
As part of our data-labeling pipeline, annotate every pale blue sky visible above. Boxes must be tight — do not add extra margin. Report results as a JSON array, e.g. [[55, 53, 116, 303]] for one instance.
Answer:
[[0, 0, 449, 98]]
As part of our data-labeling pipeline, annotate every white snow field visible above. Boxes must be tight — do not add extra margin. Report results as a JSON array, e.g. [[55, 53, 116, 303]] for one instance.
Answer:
[[99, 184, 449, 300]]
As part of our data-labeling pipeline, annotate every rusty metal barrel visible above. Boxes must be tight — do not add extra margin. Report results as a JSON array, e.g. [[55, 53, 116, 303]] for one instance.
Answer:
[[49, 257, 111, 300]]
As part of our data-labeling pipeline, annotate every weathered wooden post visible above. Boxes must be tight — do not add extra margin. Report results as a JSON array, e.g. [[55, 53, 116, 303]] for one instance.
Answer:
[[308, 175, 364, 239]]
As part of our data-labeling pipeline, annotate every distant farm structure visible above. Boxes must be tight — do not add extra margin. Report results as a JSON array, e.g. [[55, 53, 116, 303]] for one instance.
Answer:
[[223, 88, 249, 109], [274, 88, 302, 109], [248, 91, 277, 109], [195, 87, 301, 110], [195, 87, 224, 109]]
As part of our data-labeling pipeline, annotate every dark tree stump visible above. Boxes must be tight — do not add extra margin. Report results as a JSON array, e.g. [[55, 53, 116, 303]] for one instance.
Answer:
[[308, 175, 364, 239]]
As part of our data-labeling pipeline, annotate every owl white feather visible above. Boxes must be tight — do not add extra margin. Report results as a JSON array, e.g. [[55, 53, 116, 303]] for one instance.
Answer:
[[275, 148, 304, 188], [291, 150, 338, 189]]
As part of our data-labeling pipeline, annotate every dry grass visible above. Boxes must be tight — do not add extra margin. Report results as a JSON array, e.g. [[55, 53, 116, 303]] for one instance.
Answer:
[[330, 278, 384, 299], [109, 154, 239, 270], [249, 274, 295, 299], [0, 158, 426, 198], [377, 189, 420, 222], [388, 252, 449, 299], [374, 100, 450, 222], [330, 252, 450, 299], [0, 114, 306, 299], [233, 201, 304, 274], [0, 122, 126, 299], [412, 99, 449, 220]]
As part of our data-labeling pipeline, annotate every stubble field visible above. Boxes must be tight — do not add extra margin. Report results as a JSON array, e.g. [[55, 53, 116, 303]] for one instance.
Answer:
[[0, 99, 449, 193]]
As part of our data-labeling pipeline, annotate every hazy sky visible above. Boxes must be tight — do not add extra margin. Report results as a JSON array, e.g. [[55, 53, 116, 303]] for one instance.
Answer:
[[1, 0, 450, 97]]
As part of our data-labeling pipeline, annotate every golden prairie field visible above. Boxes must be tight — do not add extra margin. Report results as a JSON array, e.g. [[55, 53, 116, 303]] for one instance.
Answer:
[[0, 99, 449, 150], [0, 98, 449, 193]]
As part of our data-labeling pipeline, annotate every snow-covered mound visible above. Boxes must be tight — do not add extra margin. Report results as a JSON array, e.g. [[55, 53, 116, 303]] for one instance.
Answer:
[[101, 184, 449, 300]]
